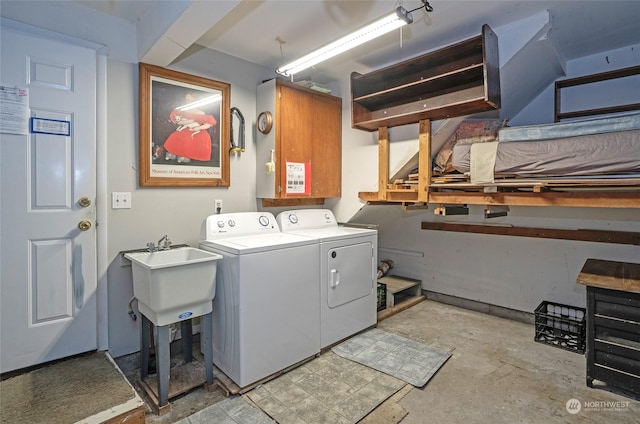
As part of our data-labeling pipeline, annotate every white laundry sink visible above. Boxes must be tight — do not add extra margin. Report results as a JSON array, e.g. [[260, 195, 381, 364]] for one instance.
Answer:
[[125, 247, 222, 326]]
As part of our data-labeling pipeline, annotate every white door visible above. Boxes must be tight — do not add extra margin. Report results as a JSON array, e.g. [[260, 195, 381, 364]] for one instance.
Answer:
[[0, 27, 97, 373]]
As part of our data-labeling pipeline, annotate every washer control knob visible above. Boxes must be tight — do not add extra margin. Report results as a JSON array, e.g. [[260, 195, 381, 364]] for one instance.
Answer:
[[217, 220, 225, 228], [258, 215, 270, 227], [228, 219, 236, 227], [288, 214, 298, 224], [324, 213, 331, 220]]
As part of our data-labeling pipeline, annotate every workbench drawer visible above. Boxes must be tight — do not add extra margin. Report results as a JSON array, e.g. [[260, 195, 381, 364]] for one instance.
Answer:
[[594, 316, 640, 343], [587, 285, 640, 397], [594, 340, 640, 376], [594, 291, 640, 322], [590, 365, 640, 395]]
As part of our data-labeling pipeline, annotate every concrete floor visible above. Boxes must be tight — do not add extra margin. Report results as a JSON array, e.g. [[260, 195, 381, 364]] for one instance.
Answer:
[[378, 300, 639, 424], [120, 299, 639, 423]]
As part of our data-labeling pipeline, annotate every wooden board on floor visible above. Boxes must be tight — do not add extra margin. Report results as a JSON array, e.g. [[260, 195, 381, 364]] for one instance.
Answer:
[[103, 405, 146, 424], [140, 360, 206, 414], [377, 295, 426, 322]]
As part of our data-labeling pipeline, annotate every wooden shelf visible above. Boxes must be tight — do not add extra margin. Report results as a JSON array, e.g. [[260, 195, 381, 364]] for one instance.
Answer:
[[351, 24, 500, 131], [354, 30, 640, 209]]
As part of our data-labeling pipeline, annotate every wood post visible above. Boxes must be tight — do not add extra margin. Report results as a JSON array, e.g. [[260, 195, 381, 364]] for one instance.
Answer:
[[378, 127, 389, 200], [418, 120, 431, 203]]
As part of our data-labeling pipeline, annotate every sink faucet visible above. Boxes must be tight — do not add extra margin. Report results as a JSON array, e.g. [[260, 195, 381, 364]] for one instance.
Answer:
[[157, 235, 171, 250], [146, 235, 171, 252]]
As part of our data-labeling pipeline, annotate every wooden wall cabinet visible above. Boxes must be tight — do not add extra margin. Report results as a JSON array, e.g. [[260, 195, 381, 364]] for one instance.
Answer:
[[351, 24, 501, 131], [256, 79, 342, 201]]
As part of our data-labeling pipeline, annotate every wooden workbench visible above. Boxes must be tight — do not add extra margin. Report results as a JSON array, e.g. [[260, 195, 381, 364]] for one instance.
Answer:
[[577, 259, 640, 293], [577, 258, 640, 398]]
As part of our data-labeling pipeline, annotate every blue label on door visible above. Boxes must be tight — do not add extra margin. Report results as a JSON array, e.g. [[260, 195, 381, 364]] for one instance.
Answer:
[[178, 311, 193, 319]]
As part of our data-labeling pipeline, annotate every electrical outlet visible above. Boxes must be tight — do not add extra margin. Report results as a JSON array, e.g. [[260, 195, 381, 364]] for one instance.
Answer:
[[214, 199, 223, 213], [112, 192, 131, 209]]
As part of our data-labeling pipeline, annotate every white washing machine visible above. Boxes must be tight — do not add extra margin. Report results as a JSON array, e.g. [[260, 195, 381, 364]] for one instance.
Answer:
[[276, 209, 377, 349], [199, 212, 320, 388]]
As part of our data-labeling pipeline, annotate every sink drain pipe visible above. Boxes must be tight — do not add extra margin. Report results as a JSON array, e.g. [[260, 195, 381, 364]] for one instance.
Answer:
[[128, 296, 138, 321]]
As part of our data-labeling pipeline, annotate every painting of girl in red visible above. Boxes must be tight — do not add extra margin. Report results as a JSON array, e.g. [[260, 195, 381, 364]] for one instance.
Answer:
[[151, 85, 221, 168], [163, 93, 217, 163]]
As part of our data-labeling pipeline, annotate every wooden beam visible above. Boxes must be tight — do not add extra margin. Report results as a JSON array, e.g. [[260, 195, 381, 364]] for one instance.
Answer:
[[378, 127, 389, 200], [418, 120, 431, 203], [421, 222, 640, 245], [427, 191, 640, 208]]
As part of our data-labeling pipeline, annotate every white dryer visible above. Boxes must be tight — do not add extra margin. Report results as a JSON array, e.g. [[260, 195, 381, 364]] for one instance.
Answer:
[[276, 209, 377, 349], [199, 212, 320, 388]]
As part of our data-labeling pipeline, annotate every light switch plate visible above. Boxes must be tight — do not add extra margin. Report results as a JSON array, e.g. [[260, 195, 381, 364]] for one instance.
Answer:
[[112, 192, 131, 209]]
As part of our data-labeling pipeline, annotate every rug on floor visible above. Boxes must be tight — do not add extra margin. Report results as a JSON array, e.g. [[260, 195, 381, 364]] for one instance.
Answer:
[[244, 351, 406, 424], [331, 328, 452, 387], [0, 351, 144, 424], [175, 395, 275, 424]]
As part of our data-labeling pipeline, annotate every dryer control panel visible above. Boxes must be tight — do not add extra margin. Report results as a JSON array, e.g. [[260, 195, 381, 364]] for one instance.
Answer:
[[277, 209, 336, 231]]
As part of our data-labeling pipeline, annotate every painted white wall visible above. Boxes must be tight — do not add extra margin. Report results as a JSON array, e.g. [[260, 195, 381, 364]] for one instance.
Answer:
[[510, 43, 640, 126], [106, 51, 274, 357]]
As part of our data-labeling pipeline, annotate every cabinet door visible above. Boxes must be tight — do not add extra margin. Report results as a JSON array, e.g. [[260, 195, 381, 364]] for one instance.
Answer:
[[276, 84, 341, 199], [277, 84, 314, 197], [311, 94, 341, 198]]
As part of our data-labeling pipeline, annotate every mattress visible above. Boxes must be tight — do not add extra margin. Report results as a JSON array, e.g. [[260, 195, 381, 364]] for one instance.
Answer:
[[498, 112, 640, 142], [452, 129, 640, 182]]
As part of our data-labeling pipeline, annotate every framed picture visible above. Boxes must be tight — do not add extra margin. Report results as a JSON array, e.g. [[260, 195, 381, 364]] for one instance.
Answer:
[[138, 63, 230, 187]]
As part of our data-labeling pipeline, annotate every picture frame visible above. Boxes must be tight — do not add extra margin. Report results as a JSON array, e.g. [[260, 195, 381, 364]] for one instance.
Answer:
[[138, 63, 230, 187]]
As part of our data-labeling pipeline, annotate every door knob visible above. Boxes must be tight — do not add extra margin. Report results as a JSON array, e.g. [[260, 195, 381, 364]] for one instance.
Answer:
[[78, 197, 91, 208], [78, 220, 92, 231]]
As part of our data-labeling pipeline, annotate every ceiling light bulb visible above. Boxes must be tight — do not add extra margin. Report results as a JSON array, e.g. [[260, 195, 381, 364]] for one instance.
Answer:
[[277, 7, 413, 77]]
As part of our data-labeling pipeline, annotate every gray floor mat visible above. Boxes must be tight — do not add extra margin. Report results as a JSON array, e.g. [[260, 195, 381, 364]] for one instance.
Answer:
[[332, 328, 452, 387], [244, 351, 406, 424]]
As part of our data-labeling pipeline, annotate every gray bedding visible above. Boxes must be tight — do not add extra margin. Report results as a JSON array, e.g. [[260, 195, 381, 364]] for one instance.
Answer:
[[498, 112, 640, 142], [452, 129, 640, 177]]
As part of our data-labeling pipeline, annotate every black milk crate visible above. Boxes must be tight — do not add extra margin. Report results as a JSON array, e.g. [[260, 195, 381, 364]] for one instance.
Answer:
[[534, 301, 586, 354], [377, 282, 387, 311]]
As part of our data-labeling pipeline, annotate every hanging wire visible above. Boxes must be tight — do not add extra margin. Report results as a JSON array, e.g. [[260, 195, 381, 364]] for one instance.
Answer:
[[399, 0, 434, 48], [408, 0, 434, 14]]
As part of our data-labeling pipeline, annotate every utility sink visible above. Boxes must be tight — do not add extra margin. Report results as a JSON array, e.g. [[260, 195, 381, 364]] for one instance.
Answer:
[[125, 247, 222, 326]]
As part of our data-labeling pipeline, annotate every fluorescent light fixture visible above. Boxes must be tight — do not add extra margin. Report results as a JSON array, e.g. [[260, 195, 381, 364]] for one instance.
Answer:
[[175, 94, 222, 111], [277, 6, 413, 77]]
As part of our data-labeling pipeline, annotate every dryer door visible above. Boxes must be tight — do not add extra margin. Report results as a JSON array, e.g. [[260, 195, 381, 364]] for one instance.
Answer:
[[326, 242, 375, 308]]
